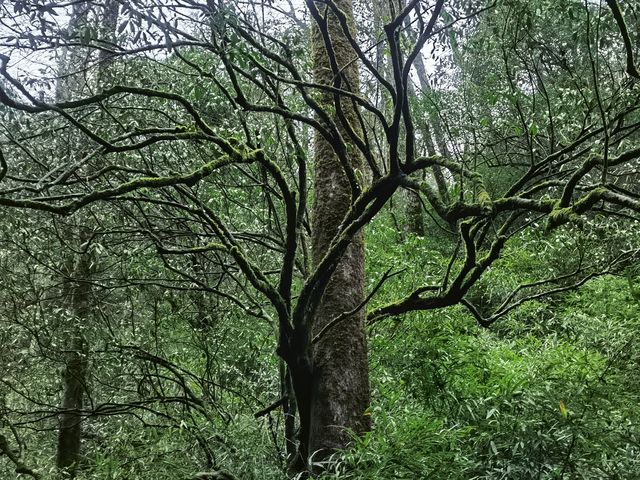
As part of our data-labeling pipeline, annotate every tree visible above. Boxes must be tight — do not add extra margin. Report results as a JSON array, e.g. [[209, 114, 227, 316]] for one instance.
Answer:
[[53, 3, 94, 474], [50, 3, 120, 475], [307, 0, 370, 466], [0, 0, 638, 476]]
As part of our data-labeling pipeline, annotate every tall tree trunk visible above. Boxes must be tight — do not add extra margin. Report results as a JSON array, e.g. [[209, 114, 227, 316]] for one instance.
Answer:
[[308, 0, 370, 463], [55, 2, 119, 474], [54, 5, 90, 475], [56, 248, 90, 475]]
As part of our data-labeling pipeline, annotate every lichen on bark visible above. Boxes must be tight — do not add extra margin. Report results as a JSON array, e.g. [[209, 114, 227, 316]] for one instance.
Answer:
[[308, 0, 371, 461]]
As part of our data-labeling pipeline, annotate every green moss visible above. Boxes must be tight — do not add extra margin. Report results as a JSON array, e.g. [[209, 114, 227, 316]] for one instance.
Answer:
[[546, 204, 581, 231], [546, 188, 607, 231], [477, 189, 493, 213]]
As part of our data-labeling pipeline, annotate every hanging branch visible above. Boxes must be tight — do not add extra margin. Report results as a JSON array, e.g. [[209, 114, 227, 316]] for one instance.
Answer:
[[605, 0, 640, 80]]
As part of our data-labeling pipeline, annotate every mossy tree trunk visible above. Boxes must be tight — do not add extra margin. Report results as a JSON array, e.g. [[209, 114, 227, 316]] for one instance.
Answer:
[[307, 0, 370, 463]]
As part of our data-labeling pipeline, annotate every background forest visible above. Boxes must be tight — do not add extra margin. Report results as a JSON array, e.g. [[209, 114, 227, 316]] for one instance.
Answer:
[[0, 0, 639, 479]]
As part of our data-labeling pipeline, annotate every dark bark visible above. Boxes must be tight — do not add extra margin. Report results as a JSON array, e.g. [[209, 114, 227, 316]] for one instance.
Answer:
[[405, 7, 453, 205], [279, 362, 297, 462], [307, 0, 370, 464], [56, 251, 90, 475], [405, 7, 456, 235], [54, 5, 90, 474], [395, 3, 449, 235], [56, 3, 118, 474]]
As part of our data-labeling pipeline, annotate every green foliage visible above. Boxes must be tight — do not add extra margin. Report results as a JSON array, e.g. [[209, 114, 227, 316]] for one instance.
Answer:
[[1, 0, 639, 478], [316, 226, 640, 479]]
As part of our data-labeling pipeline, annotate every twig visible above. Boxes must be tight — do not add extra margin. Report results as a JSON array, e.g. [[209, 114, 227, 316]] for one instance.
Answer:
[[254, 397, 288, 419], [313, 267, 405, 344], [0, 434, 41, 480]]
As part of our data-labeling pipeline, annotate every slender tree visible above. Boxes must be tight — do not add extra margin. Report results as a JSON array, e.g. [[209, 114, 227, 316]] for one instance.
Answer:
[[54, 3, 92, 474], [53, 2, 119, 474]]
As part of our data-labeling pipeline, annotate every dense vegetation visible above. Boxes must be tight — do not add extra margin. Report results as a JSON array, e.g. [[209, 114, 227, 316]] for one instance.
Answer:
[[0, 0, 638, 479]]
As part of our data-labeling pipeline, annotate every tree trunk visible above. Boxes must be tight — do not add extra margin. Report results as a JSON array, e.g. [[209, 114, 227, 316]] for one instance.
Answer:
[[54, 4, 90, 475], [308, 0, 370, 463], [55, 2, 119, 474], [56, 249, 90, 475]]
